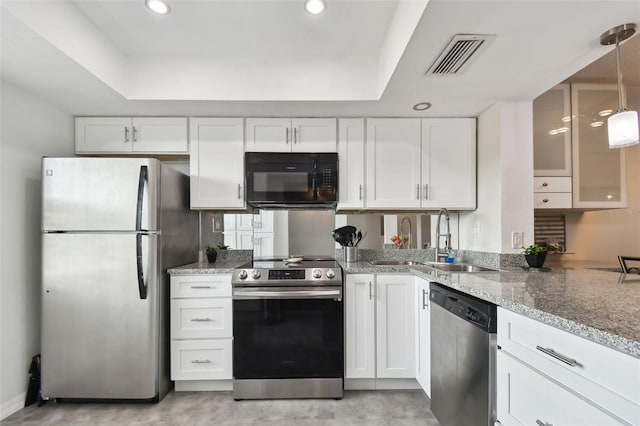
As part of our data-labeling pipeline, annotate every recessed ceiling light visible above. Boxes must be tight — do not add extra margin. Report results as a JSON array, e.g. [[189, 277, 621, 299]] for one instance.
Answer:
[[413, 102, 432, 111], [304, 0, 326, 15], [145, 0, 171, 15], [561, 116, 572, 123], [590, 121, 604, 128], [599, 109, 613, 117], [548, 127, 569, 135]]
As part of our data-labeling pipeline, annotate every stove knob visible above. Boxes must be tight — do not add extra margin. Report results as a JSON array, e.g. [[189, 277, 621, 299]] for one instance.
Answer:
[[326, 269, 336, 279], [251, 270, 261, 279], [312, 269, 322, 279], [238, 270, 248, 280]]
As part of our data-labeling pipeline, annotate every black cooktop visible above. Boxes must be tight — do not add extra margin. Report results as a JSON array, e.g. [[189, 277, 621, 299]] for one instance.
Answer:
[[239, 257, 339, 269]]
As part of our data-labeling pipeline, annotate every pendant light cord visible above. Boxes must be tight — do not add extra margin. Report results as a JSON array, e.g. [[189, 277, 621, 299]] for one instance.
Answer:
[[615, 34, 624, 112]]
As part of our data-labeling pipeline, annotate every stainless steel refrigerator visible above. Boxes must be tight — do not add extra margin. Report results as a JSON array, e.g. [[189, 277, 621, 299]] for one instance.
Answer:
[[41, 157, 197, 401]]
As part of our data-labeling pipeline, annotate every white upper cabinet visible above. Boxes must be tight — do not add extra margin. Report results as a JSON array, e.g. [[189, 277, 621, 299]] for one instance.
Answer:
[[421, 118, 476, 210], [337, 119, 366, 209], [246, 118, 337, 152], [75, 117, 188, 154], [366, 119, 422, 209], [365, 118, 476, 210], [189, 118, 245, 209]]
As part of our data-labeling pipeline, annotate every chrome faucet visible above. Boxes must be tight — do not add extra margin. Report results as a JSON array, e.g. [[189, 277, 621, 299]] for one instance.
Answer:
[[400, 216, 412, 249], [435, 208, 451, 262]]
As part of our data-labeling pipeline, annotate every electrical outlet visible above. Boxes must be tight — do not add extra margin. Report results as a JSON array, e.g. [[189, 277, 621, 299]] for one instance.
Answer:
[[472, 223, 481, 239], [511, 232, 523, 249]]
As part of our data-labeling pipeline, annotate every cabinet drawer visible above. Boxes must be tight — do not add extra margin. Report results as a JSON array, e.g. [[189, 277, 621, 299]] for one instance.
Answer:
[[498, 308, 640, 425], [497, 350, 624, 426], [170, 275, 232, 298], [534, 192, 571, 208], [533, 177, 572, 193], [171, 299, 232, 339], [171, 339, 232, 381]]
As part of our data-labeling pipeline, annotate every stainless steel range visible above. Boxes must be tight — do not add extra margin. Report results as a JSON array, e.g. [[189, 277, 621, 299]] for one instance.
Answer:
[[231, 258, 343, 400]]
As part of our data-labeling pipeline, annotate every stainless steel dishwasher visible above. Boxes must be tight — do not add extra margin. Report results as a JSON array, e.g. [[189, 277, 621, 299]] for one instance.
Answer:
[[430, 282, 497, 426]]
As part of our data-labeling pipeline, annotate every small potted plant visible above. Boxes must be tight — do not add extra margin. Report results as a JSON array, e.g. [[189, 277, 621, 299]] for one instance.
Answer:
[[205, 243, 229, 263], [523, 243, 548, 268]]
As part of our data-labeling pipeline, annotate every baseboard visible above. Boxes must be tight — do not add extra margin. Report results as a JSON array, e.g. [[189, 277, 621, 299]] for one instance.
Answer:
[[174, 380, 233, 392], [344, 378, 421, 390], [0, 392, 26, 421]]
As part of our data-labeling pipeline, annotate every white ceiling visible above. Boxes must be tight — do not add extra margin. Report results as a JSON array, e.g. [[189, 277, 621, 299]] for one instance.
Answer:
[[1, 0, 639, 117]]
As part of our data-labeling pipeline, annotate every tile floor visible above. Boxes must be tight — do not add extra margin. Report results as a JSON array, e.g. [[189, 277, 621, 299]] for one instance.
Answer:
[[1, 390, 440, 426]]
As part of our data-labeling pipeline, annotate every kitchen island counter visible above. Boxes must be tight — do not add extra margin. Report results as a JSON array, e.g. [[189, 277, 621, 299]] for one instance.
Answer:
[[340, 260, 640, 358]]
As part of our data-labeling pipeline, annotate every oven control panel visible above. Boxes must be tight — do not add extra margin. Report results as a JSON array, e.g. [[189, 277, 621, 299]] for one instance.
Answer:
[[233, 268, 341, 286]]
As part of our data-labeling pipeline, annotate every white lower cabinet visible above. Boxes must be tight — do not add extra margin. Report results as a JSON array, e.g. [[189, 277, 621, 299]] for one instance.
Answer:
[[345, 274, 417, 389], [497, 350, 624, 426], [497, 307, 640, 426], [415, 278, 430, 397], [170, 274, 233, 391]]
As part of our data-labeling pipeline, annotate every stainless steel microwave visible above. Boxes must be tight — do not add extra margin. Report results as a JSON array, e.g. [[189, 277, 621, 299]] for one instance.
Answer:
[[245, 152, 338, 208]]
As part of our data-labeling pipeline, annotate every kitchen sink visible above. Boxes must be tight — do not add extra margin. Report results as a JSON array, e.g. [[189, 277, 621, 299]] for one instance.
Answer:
[[425, 262, 498, 272], [368, 260, 427, 266]]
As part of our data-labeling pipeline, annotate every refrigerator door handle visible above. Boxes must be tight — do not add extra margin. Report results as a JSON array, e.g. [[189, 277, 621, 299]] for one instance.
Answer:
[[136, 234, 147, 300], [136, 166, 148, 232], [136, 165, 148, 300]]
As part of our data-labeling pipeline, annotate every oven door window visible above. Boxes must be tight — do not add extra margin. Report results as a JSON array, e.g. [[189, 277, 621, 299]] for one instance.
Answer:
[[233, 298, 343, 379]]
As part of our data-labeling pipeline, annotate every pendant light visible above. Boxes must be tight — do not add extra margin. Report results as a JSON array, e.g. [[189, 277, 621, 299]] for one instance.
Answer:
[[599, 23, 638, 149]]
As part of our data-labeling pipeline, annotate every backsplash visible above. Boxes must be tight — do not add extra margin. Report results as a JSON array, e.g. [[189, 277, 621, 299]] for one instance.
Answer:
[[335, 248, 526, 269]]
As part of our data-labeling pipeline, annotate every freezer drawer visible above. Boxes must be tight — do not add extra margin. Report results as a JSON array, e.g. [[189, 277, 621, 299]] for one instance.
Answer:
[[41, 232, 159, 399]]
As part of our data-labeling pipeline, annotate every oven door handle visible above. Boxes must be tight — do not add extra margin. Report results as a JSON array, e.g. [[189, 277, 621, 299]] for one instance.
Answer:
[[233, 289, 342, 300]]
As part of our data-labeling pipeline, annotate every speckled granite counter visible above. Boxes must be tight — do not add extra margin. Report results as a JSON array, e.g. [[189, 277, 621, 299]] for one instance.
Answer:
[[169, 259, 247, 274], [168, 253, 640, 359], [340, 260, 640, 358]]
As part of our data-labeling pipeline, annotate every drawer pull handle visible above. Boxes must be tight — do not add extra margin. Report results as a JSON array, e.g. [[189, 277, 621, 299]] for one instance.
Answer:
[[542, 198, 549, 203], [542, 182, 549, 187], [190, 285, 212, 289], [191, 317, 213, 322], [536, 345, 578, 367], [191, 359, 211, 364], [536, 420, 551, 426]]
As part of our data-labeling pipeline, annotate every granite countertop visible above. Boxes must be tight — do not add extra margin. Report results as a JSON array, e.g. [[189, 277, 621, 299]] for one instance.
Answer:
[[340, 260, 640, 359], [168, 256, 640, 359], [168, 258, 249, 274]]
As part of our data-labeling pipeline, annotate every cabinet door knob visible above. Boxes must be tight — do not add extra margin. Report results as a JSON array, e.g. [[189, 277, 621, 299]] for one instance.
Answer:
[[542, 198, 549, 203], [542, 182, 549, 187]]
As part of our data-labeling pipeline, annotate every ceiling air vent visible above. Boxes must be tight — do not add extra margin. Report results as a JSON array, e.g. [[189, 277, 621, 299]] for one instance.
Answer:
[[426, 34, 495, 76]]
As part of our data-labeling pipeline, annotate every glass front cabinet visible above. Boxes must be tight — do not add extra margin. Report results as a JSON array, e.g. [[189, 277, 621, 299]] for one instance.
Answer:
[[532, 83, 627, 210], [571, 83, 627, 209]]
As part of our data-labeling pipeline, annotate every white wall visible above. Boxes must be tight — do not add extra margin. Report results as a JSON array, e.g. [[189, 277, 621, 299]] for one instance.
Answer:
[[459, 102, 534, 253], [0, 82, 73, 419]]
